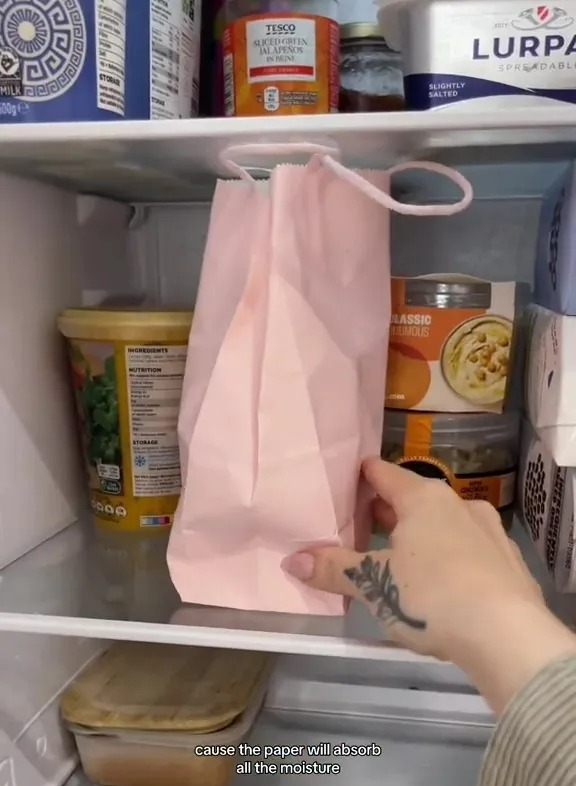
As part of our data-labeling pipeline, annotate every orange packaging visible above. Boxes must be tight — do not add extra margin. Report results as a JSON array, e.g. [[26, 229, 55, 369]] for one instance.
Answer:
[[223, 13, 339, 116], [386, 275, 517, 413], [381, 411, 519, 519]]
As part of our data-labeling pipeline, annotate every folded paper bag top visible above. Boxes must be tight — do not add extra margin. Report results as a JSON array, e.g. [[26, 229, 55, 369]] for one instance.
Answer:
[[167, 145, 473, 615]]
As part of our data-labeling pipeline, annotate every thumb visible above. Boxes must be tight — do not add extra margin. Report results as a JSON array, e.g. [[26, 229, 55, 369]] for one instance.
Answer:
[[282, 546, 393, 601]]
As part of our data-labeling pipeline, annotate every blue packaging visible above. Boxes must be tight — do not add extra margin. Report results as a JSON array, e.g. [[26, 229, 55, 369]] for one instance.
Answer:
[[535, 162, 576, 316], [0, 0, 200, 123]]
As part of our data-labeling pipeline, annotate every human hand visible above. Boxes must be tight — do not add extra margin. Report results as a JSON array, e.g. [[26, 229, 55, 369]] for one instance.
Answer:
[[282, 458, 576, 714]]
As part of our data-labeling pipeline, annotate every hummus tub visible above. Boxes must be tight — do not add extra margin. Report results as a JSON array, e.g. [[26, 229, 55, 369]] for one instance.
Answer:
[[57, 308, 193, 535], [0, 0, 201, 123], [386, 275, 518, 413], [376, 0, 576, 111]]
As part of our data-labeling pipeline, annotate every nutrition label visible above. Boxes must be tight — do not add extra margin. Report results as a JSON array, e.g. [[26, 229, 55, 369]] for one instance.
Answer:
[[126, 344, 188, 497], [96, 0, 126, 116], [151, 0, 199, 119]]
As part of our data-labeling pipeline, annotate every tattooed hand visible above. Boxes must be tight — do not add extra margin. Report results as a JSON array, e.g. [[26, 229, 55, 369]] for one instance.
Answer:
[[283, 458, 576, 715]]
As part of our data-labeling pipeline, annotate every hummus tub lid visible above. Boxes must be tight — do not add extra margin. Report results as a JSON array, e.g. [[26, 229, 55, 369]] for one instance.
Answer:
[[60, 642, 270, 733], [58, 307, 193, 342], [403, 277, 493, 309]]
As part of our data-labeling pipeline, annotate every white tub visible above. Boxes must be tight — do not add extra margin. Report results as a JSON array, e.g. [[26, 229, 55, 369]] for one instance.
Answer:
[[376, 0, 576, 111]]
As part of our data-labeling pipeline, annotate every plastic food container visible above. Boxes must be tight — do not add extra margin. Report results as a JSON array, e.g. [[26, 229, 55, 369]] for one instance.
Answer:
[[0, 1, 201, 123], [375, 0, 576, 111], [339, 23, 404, 112], [61, 642, 271, 786], [382, 410, 520, 527], [57, 308, 193, 536], [223, 0, 339, 116]]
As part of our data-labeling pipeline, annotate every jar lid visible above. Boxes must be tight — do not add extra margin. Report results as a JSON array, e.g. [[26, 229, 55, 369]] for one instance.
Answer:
[[340, 22, 384, 40], [401, 276, 493, 310]]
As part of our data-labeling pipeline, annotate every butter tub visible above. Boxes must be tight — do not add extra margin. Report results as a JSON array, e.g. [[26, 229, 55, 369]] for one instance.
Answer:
[[376, 0, 576, 111]]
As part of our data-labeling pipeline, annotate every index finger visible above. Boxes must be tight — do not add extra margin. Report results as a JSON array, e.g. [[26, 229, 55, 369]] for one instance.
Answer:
[[362, 457, 430, 514]]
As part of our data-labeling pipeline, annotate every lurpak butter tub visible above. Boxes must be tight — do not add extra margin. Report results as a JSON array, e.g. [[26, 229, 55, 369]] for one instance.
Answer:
[[58, 308, 193, 536], [376, 0, 576, 110]]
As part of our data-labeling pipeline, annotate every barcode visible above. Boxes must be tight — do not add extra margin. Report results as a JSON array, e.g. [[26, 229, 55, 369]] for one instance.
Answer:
[[224, 53, 235, 116]]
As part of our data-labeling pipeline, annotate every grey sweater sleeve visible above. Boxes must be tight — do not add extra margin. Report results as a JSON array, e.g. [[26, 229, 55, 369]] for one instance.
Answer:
[[480, 656, 576, 786]]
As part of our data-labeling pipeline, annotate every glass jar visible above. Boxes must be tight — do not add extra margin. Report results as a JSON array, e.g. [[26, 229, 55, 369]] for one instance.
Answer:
[[381, 410, 520, 530], [339, 23, 404, 112]]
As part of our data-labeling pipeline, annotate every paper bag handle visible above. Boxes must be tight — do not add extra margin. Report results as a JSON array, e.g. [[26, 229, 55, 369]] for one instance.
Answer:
[[321, 157, 473, 216], [219, 143, 473, 216], [220, 143, 341, 180]]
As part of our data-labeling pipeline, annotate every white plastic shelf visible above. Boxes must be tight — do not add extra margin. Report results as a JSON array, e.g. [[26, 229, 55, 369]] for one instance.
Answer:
[[1, 109, 576, 201], [0, 521, 427, 662], [0, 515, 572, 662]]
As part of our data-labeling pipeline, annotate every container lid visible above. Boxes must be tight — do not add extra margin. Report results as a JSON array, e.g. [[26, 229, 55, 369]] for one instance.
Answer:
[[340, 22, 383, 40], [59, 307, 193, 331], [384, 410, 520, 441], [375, 0, 413, 51], [401, 275, 493, 309], [60, 643, 270, 733]]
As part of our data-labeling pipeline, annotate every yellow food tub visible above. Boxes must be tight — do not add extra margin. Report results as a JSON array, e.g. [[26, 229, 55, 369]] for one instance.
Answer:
[[58, 308, 193, 536]]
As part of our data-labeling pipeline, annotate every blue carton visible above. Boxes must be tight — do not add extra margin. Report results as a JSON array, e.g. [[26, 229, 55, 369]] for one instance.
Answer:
[[0, 0, 200, 123], [535, 162, 576, 316]]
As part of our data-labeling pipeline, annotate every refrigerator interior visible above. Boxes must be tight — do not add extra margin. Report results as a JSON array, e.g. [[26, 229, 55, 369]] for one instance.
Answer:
[[0, 148, 575, 786]]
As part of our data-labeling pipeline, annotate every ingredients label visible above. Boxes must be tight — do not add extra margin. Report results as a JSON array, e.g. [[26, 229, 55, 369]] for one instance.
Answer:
[[386, 277, 516, 413], [223, 13, 338, 116], [126, 344, 187, 497], [150, 0, 199, 119], [96, 0, 127, 116]]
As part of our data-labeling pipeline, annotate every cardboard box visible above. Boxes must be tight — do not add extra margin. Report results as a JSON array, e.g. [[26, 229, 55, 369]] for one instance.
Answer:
[[386, 275, 518, 413], [535, 162, 576, 316], [525, 305, 576, 466], [519, 422, 576, 593]]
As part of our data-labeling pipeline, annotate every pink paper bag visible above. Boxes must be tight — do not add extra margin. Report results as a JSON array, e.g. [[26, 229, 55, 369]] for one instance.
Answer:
[[168, 145, 472, 615]]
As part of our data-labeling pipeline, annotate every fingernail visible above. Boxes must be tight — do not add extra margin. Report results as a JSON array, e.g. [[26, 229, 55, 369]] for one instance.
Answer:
[[281, 552, 315, 581]]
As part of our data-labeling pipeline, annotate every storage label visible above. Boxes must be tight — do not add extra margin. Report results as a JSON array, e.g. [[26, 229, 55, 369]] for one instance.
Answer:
[[96, 0, 126, 116]]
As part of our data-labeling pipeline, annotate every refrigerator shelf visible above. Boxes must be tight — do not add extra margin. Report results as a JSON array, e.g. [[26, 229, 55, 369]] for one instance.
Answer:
[[0, 520, 428, 662], [0, 109, 576, 202], [0, 515, 571, 661]]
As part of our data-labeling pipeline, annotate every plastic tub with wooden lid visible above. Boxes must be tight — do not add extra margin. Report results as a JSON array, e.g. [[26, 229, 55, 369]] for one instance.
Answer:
[[61, 642, 272, 786]]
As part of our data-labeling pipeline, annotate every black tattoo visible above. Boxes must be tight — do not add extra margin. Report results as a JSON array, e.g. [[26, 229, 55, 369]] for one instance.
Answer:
[[344, 556, 427, 630]]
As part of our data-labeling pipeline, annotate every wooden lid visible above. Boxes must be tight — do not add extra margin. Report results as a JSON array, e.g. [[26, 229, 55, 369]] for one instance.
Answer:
[[61, 643, 270, 733]]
